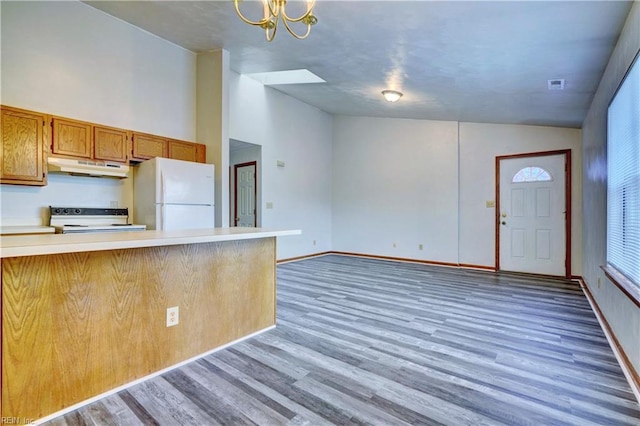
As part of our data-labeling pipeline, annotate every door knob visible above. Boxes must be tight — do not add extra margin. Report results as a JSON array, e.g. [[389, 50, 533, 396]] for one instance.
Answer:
[[501, 221, 507, 225]]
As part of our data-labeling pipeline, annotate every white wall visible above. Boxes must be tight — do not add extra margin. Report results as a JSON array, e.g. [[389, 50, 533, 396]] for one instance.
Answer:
[[0, 174, 129, 226], [332, 116, 582, 273], [459, 122, 582, 272], [332, 117, 459, 263], [582, 2, 640, 376], [0, 1, 196, 225], [229, 73, 333, 259]]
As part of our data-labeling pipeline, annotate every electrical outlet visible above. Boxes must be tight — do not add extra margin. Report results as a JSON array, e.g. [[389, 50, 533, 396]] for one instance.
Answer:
[[597, 277, 601, 289], [418, 244, 423, 250], [166, 306, 179, 327], [110, 200, 118, 207], [313, 240, 317, 246], [393, 242, 397, 248]]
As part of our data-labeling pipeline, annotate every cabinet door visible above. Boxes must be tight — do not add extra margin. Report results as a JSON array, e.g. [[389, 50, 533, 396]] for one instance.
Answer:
[[94, 125, 128, 163], [52, 117, 92, 158], [132, 132, 167, 160], [168, 139, 198, 162], [1, 106, 48, 186]]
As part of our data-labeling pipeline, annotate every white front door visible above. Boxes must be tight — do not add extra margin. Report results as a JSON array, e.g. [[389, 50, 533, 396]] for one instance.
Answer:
[[235, 163, 256, 227], [498, 154, 566, 276]]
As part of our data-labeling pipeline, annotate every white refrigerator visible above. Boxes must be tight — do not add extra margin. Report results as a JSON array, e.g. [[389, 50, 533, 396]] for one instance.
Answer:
[[133, 157, 215, 230]]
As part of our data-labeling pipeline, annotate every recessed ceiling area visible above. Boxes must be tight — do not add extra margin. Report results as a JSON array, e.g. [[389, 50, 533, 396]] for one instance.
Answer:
[[245, 69, 326, 85], [83, 1, 634, 128]]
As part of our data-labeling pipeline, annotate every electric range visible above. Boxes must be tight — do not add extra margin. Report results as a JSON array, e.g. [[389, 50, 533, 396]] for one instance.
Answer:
[[49, 206, 147, 234]]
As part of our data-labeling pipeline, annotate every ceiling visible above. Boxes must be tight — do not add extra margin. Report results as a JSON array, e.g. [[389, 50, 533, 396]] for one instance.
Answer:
[[84, 1, 633, 129]]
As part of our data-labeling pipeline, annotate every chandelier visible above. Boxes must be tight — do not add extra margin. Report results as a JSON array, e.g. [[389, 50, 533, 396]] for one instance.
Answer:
[[234, 0, 318, 42]]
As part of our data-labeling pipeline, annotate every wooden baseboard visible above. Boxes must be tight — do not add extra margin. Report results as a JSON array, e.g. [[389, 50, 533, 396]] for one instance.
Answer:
[[578, 277, 640, 403], [279, 251, 496, 271], [331, 251, 458, 267], [459, 263, 497, 271], [326, 251, 495, 271], [277, 251, 332, 264]]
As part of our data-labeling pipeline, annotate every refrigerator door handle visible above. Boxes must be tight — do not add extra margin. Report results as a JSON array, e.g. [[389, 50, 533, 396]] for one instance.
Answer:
[[160, 204, 166, 230], [160, 172, 165, 204]]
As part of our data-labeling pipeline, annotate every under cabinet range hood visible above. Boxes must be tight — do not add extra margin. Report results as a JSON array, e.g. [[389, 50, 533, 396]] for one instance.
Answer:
[[47, 157, 129, 178]]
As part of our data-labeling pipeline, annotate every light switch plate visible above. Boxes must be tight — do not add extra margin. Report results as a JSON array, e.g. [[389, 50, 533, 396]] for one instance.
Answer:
[[486, 200, 495, 208], [266, 202, 274, 209]]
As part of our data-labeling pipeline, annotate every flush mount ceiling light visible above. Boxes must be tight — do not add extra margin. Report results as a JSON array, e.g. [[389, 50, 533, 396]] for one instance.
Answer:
[[382, 90, 403, 103], [234, 0, 318, 42]]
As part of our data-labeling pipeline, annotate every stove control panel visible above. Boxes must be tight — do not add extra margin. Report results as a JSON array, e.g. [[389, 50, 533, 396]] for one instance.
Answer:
[[50, 207, 129, 216]]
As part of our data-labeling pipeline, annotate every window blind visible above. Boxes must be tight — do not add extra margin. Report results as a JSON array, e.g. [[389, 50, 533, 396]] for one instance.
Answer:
[[607, 53, 640, 287]]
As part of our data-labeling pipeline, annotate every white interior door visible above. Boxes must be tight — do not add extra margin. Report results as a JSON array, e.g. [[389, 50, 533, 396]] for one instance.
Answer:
[[235, 163, 256, 227], [498, 154, 566, 276]]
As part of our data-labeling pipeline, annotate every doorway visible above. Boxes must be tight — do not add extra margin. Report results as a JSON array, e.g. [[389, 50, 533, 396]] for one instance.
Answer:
[[229, 139, 261, 227], [234, 161, 257, 227], [496, 150, 571, 277]]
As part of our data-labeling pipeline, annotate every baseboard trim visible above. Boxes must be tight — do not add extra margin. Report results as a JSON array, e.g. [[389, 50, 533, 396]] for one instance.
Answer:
[[34, 325, 277, 425], [277, 251, 332, 264], [459, 263, 497, 271], [328, 251, 495, 271], [331, 251, 459, 267], [276, 251, 496, 272], [578, 277, 640, 403], [278, 251, 495, 271]]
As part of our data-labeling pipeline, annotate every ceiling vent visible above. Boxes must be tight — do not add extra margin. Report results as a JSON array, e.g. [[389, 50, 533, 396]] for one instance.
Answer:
[[547, 79, 565, 90]]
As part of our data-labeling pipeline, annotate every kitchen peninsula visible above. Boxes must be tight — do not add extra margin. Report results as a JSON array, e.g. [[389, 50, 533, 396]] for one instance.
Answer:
[[1, 227, 300, 421]]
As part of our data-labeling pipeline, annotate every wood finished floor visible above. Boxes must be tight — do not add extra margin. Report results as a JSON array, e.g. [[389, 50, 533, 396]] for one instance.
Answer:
[[45, 255, 640, 426]]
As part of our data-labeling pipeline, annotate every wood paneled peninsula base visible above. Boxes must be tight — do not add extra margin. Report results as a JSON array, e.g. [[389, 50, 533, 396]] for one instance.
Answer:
[[0, 228, 299, 421]]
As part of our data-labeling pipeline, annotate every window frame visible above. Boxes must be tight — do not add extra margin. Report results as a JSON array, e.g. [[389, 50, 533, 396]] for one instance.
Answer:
[[604, 49, 640, 308]]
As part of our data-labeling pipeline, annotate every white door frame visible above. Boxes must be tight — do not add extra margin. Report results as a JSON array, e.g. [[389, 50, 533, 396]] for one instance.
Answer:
[[495, 149, 572, 278], [233, 161, 257, 227]]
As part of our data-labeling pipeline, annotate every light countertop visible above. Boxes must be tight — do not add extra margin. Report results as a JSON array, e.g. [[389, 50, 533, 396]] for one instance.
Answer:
[[0, 227, 301, 258], [0, 225, 56, 236]]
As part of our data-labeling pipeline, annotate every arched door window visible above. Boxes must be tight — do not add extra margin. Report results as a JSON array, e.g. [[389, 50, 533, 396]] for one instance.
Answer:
[[512, 166, 552, 183]]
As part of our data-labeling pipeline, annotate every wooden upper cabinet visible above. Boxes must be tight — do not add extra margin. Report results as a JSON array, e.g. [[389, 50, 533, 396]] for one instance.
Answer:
[[131, 132, 167, 161], [168, 139, 198, 162], [94, 125, 128, 163], [196, 143, 206, 163], [1, 106, 48, 186], [52, 117, 92, 158], [167, 139, 206, 163]]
